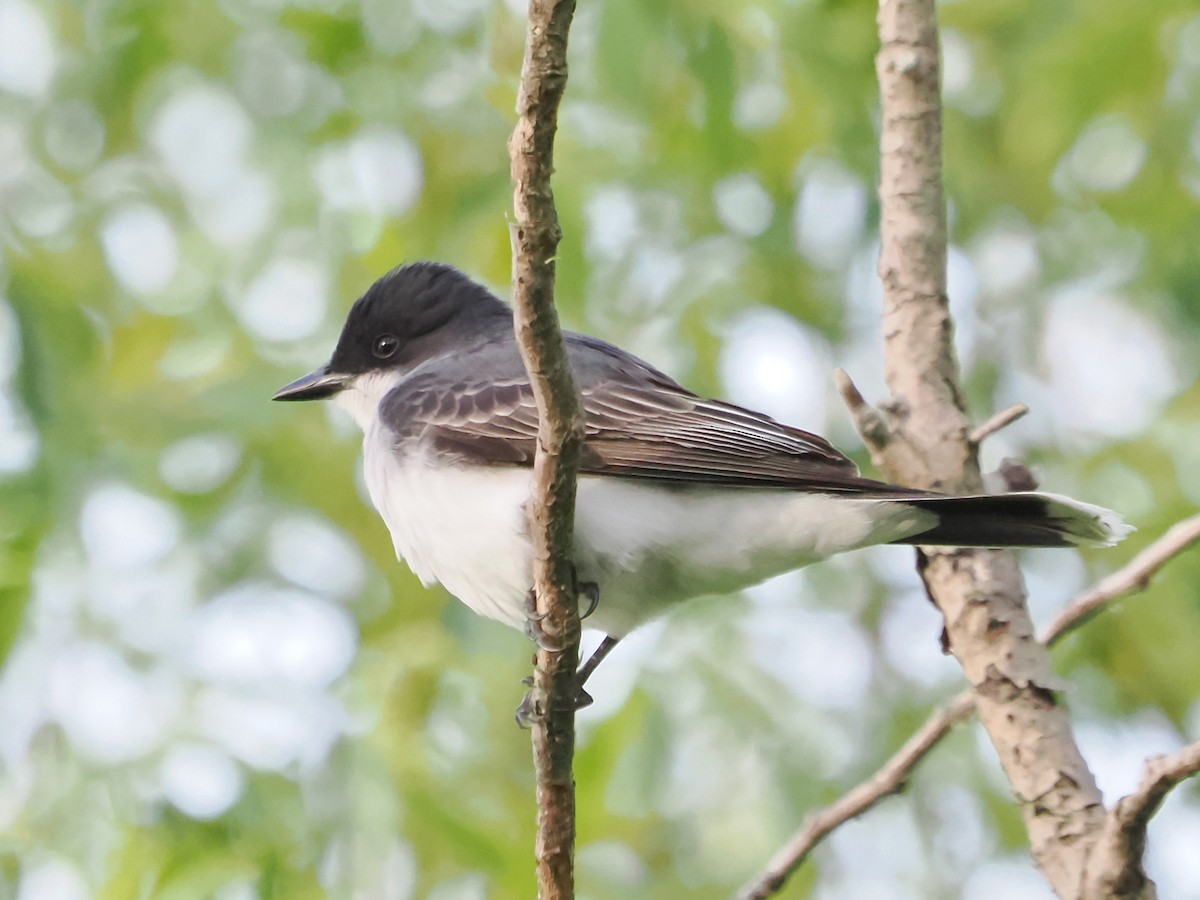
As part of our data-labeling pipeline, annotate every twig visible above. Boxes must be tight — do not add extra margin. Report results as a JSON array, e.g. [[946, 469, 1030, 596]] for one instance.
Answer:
[[736, 693, 975, 900], [1085, 739, 1200, 898], [834, 368, 890, 451], [741, 515, 1200, 898], [508, 1, 584, 897], [1040, 514, 1200, 645], [969, 403, 1028, 446]]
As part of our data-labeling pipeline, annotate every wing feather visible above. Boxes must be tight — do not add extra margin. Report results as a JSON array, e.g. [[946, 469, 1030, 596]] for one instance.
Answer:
[[377, 337, 895, 492]]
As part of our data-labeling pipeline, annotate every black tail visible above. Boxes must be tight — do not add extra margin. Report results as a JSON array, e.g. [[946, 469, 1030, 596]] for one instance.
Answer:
[[889, 492, 1129, 549]]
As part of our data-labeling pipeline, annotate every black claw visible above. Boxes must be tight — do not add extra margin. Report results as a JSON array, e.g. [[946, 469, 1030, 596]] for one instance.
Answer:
[[579, 582, 600, 620], [523, 589, 547, 622], [515, 684, 595, 726], [524, 582, 601, 647], [524, 621, 565, 652], [515, 690, 540, 728], [523, 588, 568, 651]]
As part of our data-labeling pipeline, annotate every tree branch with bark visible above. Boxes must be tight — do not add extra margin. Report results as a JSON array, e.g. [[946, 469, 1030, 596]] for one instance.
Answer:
[[1086, 739, 1200, 898], [508, 1, 583, 897], [855, 1, 1109, 893], [756, 1, 1200, 896], [740, 512, 1200, 899]]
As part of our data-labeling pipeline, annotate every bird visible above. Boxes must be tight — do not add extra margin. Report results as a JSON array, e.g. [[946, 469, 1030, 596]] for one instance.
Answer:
[[274, 261, 1129, 709]]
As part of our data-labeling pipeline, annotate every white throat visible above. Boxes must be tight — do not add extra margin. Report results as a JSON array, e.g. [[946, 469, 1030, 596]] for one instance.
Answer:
[[333, 369, 407, 432]]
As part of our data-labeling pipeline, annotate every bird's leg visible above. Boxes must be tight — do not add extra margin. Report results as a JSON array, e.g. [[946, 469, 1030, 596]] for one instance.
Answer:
[[571, 634, 620, 710], [515, 635, 622, 727], [515, 581, 616, 727]]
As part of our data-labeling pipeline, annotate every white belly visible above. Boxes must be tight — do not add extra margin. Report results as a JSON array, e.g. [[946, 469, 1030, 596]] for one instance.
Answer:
[[570, 478, 930, 635], [361, 431, 933, 636]]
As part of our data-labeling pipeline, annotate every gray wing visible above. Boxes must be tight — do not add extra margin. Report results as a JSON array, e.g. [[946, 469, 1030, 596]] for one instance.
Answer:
[[379, 334, 891, 492]]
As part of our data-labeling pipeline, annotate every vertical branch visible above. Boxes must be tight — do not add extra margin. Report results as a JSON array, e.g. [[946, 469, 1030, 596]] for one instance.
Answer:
[[872, 0, 964, 483], [844, 0, 1108, 894], [508, 1, 584, 898]]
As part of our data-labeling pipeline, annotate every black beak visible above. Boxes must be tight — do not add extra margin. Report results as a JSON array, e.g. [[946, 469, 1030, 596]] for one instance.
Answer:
[[273, 366, 352, 401]]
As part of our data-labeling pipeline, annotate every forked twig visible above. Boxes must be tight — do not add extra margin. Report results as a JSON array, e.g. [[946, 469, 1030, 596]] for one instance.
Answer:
[[1085, 739, 1200, 897]]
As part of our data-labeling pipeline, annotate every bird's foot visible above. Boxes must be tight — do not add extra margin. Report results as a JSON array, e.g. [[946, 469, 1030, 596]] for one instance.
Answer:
[[515, 676, 538, 728], [522, 581, 602, 650], [516, 581, 604, 726], [522, 589, 564, 651], [514, 676, 596, 729]]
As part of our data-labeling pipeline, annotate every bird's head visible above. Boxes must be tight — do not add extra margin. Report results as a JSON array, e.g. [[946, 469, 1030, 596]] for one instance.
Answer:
[[273, 262, 510, 421]]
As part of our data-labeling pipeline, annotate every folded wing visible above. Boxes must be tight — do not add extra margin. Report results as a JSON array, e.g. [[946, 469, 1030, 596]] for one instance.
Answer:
[[379, 334, 913, 494]]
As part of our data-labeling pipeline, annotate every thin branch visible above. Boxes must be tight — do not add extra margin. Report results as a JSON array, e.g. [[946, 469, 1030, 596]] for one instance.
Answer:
[[741, 514, 1200, 898], [736, 693, 975, 900], [1085, 739, 1200, 899], [969, 403, 1029, 446], [508, 1, 583, 897], [1040, 514, 1200, 645]]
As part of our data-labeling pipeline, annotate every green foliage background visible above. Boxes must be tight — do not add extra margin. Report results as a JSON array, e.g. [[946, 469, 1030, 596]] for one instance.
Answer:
[[1, 0, 1199, 897]]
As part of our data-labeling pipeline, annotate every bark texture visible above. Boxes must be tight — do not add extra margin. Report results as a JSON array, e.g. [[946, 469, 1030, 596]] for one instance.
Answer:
[[508, 1, 583, 897], [861, 1, 1108, 894]]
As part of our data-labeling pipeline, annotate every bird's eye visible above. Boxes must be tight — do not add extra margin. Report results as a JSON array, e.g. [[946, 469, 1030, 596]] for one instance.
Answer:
[[373, 334, 399, 359]]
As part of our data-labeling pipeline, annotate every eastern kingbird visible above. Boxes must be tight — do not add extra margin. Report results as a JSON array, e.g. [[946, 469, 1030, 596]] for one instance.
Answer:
[[274, 262, 1129, 702]]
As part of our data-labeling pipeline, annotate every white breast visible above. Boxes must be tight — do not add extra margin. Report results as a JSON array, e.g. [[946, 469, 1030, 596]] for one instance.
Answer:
[[362, 426, 536, 628]]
